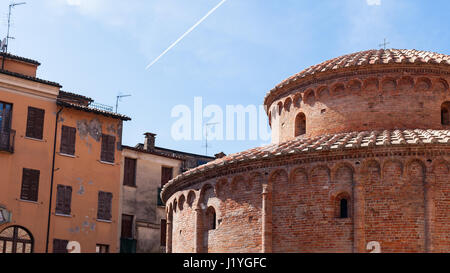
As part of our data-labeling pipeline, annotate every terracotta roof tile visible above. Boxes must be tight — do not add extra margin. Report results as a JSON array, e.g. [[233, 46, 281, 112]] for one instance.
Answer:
[[163, 129, 450, 194]]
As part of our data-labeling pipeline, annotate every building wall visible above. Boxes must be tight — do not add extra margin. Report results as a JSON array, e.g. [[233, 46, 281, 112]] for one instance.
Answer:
[[165, 149, 450, 253], [121, 148, 182, 253], [268, 71, 450, 143], [0, 72, 59, 253], [48, 107, 123, 253]]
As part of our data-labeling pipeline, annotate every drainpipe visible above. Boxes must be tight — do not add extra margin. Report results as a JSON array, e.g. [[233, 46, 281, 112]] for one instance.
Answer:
[[45, 106, 63, 253]]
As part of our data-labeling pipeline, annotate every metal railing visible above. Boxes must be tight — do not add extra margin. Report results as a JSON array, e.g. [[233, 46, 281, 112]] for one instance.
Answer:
[[0, 129, 15, 153], [88, 102, 114, 112]]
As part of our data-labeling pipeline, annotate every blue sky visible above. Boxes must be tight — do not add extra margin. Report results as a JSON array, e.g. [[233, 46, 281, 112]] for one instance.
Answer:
[[2, 0, 449, 156]]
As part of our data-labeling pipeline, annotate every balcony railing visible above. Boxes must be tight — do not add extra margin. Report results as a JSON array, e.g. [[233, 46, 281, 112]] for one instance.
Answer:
[[0, 129, 15, 153], [89, 102, 114, 112]]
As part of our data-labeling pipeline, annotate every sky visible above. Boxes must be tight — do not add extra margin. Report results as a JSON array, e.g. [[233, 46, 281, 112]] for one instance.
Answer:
[[1, 0, 449, 157]]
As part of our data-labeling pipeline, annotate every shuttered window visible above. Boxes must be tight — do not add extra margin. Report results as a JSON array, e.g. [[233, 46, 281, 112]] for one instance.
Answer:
[[96, 244, 109, 253], [123, 158, 137, 187], [160, 219, 167, 247], [53, 239, 68, 253], [55, 185, 72, 215], [121, 214, 133, 239], [20, 169, 40, 202], [97, 191, 113, 221], [101, 134, 115, 163], [25, 107, 45, 140], [161, 167, 173, 188], [60, 126, 76, 155]]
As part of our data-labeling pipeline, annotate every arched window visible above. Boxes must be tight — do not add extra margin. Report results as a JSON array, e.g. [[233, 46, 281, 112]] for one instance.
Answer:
[[442, 102, 450, 125], [295, 113, 306, 137], [0, 226, 33, 253], [206, 207, 216, 231], [340, 199, 348, 218]]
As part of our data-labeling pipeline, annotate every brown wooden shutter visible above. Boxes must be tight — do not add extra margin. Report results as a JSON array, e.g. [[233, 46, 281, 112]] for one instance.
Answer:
[[64, 186, 72, 215], [26, 107, 45, 140], [161, 167, 173, 188], [123, 158, 136, 186], [56, 185, 72, 215], [60, 126, 76, 155], [160, 219, 167, 246], [55, 185, 65, 214], [21, 169, 40, 202], [53, 239, 68, 253], [98, 191, 112, 221], [121, 214, 133, 238], [101, 134, 115, 163]]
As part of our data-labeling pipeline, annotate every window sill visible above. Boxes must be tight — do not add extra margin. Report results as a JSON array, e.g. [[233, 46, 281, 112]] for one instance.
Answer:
[[97, 219, 112, 223], [18, 199, 39, 205], [55, 213, 72, 218], [58, 153, 76, 158], [124, 184, 137, 188], [99, 160, 115, 166], [24, 137, 45, 142]]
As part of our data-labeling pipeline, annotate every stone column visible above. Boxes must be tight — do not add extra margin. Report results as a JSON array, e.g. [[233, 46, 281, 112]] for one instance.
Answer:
[[262, 181, 272, 253], [194, 206, 204, 253]]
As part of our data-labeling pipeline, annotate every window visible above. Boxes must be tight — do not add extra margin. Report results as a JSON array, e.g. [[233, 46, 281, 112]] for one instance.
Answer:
[[25, 107, 45, 140], [101, 134, 116, 163], [97, 191, 113, 221], [0, 226, 33, 253], [56, 185, 72, 215], [121, 214, 133, 239], [20, 169, 40, 202], [52, 239, 68, 253], [161, 167, 173, 188], [160, 219, 167, 247], [60, 126, 76, 155], [96, 244, 109, 253], [0, 102, 13, 151], [206, 207, 216, 231], [295, 113, 306, 137], [442, 102, 450, 125], [340, 199, 349, 218], [123, 158, 137, 187]]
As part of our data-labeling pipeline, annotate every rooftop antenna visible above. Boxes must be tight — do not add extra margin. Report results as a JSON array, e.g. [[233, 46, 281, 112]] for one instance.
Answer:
[[2, 2, 26, 69], [115, 93, 131, 113], [204, 122, 219, 156], [379, 38, 390, 50]]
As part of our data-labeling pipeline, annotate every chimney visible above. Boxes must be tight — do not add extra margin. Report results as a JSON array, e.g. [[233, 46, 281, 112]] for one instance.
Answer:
[[215, 152, 226, 159], [144, 133, 157, 151]]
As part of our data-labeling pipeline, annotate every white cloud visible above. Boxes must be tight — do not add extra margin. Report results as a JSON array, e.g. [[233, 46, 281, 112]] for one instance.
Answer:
[[366, 0, 381, 6]]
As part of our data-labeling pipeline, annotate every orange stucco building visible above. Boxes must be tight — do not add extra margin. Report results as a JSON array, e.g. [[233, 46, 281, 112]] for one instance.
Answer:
[[0, 53, 130, 253]]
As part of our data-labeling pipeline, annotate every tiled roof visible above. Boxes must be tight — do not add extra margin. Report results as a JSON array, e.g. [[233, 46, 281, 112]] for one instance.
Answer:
[[0, 52, 41, 66], [164, 129, 450, 189], [265, 49, 450, 103], [57, 100, 131, 121], [59, 90, 93, 103], [0, 69, 61, 87]]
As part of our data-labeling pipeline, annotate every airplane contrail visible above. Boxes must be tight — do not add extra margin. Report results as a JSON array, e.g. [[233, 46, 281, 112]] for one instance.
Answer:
[[145, 0, 228, 70]]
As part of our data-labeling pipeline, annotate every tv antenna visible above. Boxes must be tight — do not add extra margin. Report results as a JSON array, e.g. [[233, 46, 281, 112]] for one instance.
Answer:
[[115, 93, 131, 113], [379, 38, 390, 50], [204, 122, 219, 156], [4, 2, 26, 54]]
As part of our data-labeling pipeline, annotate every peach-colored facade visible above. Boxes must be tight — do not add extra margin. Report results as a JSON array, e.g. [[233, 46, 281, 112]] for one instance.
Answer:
[[0, 53, 129, 253]]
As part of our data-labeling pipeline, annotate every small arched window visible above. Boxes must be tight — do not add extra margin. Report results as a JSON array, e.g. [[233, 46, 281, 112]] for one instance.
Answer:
[[0, 226, 34, 253], [442, 102, 450, 126], [295, 113, 306, 137], [206, 207, 216, 231], [340, 199, 348, 218]]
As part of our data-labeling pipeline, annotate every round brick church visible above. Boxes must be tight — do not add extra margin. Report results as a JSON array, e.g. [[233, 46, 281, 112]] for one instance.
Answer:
[[161, 49, 450, 253]]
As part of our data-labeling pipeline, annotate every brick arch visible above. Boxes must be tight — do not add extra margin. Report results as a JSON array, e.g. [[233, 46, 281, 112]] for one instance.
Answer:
[[293, 93, 302, 107], [398, 76, 414, 91], [289, 167, 308, 185], [331, 162, 355, 183], [331, 82, 346, 96], [381, 77, 397, 92], [277, 101, 283, 116], [317, 86, 331, 100], [309, 165, 331, 185], [294, 112, 306, 137], [173, 199, 178, 213], [199, 183, 215, 206], [415, 77, 432, 92], [363, 77, 379, 92], [284, 97, 292, 112], [304, 89, 316, 105], [269, 169, 288, 186], [405, 159, 426, 180], [178, 194, 186, 211], [381, 159, 404, 184], [362, 159, 381, 183], [433, 78, 449, 93], [347, 79, 362, 92], [431, 158, 450, 174], [332, 191, 352, 218], [231, 175, 245, 193], [186, 190, 196, 207], [441, 101, 450, 126]]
